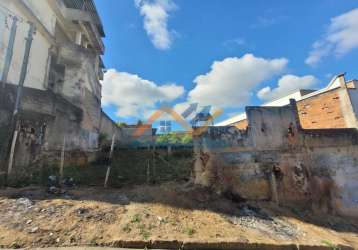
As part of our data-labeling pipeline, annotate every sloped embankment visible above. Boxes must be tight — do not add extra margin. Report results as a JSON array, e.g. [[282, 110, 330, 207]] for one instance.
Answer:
[[0, 183, 357, 249]]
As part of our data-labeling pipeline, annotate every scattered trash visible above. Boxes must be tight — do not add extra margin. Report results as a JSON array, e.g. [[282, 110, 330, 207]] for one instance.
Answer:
[[77, 208, 88, 215], [63, 177, 76, 188], [48, 175, 58, 187], [47, 186, 66, 195]]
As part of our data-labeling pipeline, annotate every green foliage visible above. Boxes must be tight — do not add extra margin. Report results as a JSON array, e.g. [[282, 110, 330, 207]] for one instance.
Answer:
[[156, 133, 192, 146], [131, 214, 141, 223], [181, 134, 193, 144], [156, 133, 170, 145], [116, 122, 128, 127], [137, 120, 143, 126], [168, 133, 180, 145], [139, 225, 150, 240], [98, 132, 108, 145], [321, 240, 340, 250], [183, 227, 195, 236]]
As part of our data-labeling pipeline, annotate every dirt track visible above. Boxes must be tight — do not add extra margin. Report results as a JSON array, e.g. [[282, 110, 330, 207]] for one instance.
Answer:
[[0, 182, 357, 249]]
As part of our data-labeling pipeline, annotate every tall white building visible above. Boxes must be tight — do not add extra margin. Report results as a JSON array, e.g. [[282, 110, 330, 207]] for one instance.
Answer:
[[0, 0, 120, 171]]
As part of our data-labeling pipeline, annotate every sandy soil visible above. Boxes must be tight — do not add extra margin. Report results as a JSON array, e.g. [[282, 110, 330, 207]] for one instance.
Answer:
[[0, 182, 357, 249]]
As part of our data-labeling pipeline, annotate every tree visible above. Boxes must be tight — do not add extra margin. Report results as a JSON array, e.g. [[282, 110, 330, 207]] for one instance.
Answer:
[[116, 122, 128, 127], [156, 134, 170, 145], [156, 133, 192, 146], [137, 120, 143, 126], [181, 134, 193, 145], [168, 133, 180, 145]]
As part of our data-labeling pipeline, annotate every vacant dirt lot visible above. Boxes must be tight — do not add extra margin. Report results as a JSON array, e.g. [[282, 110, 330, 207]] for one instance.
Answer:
[[0, 182, 357, 249]]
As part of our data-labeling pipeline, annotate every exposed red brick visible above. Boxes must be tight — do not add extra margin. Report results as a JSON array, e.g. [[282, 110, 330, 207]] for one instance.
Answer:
[[233, 119, 248, 130], [297, 89, 346, 129]]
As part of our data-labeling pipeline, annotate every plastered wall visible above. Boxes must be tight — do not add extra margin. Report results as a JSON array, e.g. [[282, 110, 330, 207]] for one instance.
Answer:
[[194, 103, 358, 218], [0, 0, 54, 90]]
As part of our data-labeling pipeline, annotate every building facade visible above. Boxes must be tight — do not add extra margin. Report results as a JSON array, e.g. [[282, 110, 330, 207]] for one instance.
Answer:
[[217, 74, 358, 130], [0, 0, 120, 175]]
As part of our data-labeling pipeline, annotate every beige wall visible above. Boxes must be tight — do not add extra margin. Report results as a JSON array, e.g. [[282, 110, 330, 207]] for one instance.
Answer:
[[194, 105, 358, 218], [0, 0, 54, 90]]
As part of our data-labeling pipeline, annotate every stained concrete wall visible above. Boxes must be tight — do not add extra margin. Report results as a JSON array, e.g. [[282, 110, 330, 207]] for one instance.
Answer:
[[246, 104, 299, 149], [51, 43, 103, 136], [193, 102, 358, 218], [120, 127, 155, 147], [99, 110, 122, 143], [0, 83, 101, 181], [57, 43, 102, 102], [347, 81, 358, 128]]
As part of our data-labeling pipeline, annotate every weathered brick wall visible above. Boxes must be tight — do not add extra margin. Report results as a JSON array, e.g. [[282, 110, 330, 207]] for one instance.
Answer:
[[297, 88, 346, 129], [229, 88, 348, 130]]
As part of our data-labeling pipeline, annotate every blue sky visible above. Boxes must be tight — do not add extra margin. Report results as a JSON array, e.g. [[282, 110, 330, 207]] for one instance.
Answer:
[[95, 0, 358, 128]]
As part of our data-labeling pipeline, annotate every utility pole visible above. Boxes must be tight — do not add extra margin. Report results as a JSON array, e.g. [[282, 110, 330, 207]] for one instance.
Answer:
[[4, 22, 35, 181], [59, 135, 66, 185], [13, 22, 35, 117], [0, 16, 18, 102]]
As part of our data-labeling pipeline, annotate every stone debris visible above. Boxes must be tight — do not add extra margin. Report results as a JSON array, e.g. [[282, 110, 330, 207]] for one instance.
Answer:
[[29, 226, 39, 233], [15, 198, 33, 208], [224, 204, 299, 240], [75, 207, 117, 223]]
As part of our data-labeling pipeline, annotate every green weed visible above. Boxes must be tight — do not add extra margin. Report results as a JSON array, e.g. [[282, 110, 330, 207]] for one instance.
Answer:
[[322, 240, 341, 250]]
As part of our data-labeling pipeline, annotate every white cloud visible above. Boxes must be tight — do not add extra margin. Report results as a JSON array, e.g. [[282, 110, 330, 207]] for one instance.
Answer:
[[135, 0, 177, 50], [101, 69, 184, 118], [188, 54, 288, 108], [257, 74, 319, 101], [306, 8, 358, 66]]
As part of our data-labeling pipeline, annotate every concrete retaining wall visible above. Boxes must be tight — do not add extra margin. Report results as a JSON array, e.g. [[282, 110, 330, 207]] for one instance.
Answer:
[[193, 102, 358, 218]]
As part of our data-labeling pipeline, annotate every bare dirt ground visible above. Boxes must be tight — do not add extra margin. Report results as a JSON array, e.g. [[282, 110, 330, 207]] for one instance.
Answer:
[[0, 182, 357, 249]]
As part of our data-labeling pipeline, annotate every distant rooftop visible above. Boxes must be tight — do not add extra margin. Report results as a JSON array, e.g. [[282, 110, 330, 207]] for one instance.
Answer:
[[216, 74, 352, 126]]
